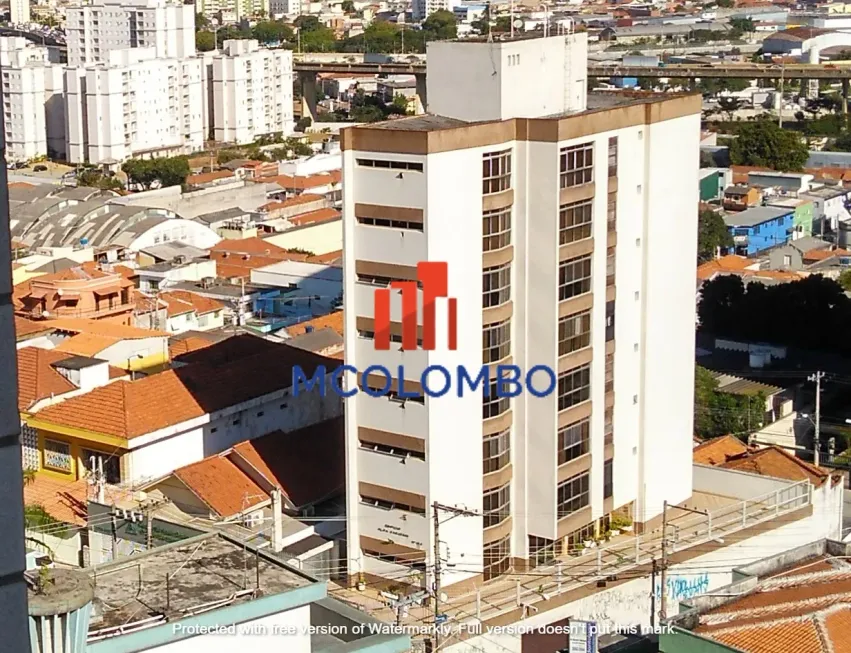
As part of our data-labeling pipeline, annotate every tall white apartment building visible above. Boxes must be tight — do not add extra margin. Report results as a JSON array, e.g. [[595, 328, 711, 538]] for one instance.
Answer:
[[0, 37, 65, 162], [66, 0, 195, 67], [342, 34, 700, 587], [212, 40, 294, 145], [10, 0, 31, 25], [65, 47, 204, 164], [413, 0, 456, 21]]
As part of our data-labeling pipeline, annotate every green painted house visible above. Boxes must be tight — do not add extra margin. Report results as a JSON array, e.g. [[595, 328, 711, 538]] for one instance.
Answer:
[[699, 169, 728, 202]]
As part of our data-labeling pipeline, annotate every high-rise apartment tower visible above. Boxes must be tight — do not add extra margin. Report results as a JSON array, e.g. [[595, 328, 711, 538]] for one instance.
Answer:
[[342, 34, 700, 588]]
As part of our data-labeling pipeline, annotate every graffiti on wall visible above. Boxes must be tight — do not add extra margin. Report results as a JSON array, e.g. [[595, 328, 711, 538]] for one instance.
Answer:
[[654, 573, 710, 602]]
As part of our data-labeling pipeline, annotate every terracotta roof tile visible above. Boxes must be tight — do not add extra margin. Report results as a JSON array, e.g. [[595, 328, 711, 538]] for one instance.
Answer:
[[697, 255, 754, 281], [287, 311, 344, 338], [54, 333, 120, 357], [259, 193, 325, 212], [803, 248, 851, 262], [162, 290, 224, 316], [209, 237, 290, 256], [720, 446, 831, 487], [306, 250, 343, 266], [233, 416, 344, 508], [34, 340, 338, 439], [15, 316, 54, 339], [47, 317, 168, 339], [173, 455, 267, 517], [186, 170, 235, 185], [169, 336, 217, 360], [711, 620, 823, 653], [23, 475, 89, 526], [259, 173, 336, 190], [288, 208, 341, 226], [17, 348, 77, 411], [693, 435, 751, 465]]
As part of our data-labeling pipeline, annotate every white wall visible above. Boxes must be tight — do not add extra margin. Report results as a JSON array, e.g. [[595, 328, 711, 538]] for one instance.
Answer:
[[264, 220, 342, 255], [128, 219, 221, 252]]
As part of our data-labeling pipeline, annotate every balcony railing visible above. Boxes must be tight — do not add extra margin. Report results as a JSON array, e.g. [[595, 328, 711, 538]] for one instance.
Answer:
[[28, 301, 134, 320]]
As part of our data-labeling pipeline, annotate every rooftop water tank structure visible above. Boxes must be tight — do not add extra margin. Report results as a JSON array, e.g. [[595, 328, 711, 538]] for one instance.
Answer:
[[27, 568, 94, 653]]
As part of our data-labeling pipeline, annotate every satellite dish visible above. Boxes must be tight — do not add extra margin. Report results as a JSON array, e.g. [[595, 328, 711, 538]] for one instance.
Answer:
[[439, 592, 448, 602], [513, 19, 523, 28]]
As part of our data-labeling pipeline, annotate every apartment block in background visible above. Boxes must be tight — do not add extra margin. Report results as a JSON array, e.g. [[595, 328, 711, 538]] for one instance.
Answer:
[[65, 47, 204, 164], [66, 0, 196, 67], [342, 34, 701, 588], [212, 40, 295, 145], [0, 37, 65, 162], [10, 0, 31, 26]]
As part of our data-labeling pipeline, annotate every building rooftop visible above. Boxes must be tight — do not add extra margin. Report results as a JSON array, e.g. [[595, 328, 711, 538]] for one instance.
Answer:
[[88, 533, 314, 631], [286, 311, 344, 339], [17, 347, 78, 411], [723, 206, 792, 228], [286, 327, 344, 354], [139, 242, 209, 262]]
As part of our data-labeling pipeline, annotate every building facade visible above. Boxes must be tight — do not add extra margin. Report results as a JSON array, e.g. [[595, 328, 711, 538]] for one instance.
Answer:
[[342, 34, 701, 588], [10, 0, 31, 25], [212, 39, 295, 145], [66, 0, 196, 67], [0, 37, 65, 162], [65, 47, 204, 164]]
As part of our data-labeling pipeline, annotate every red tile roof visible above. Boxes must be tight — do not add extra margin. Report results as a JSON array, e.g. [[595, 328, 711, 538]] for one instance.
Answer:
[[24, 475, 89, 526], [697, 255, 754, 281], [306, 250, 343, 266], [17, 348, 77, 412], [209, 237, 290, 257], [259, 193, 325, 212], [259, 173, 337, 190], [693, 435, 751, 466], [174, 455, 268, 517], [15, 316, 54, 339], [233, 416, 344, 508], [185, 170, 235, 185], [288, 208, 341, 227], [159, 290, 225, 317], [287, 311, 344, 338], [34, 340, 339, 439], [168, 336, 216, 360]]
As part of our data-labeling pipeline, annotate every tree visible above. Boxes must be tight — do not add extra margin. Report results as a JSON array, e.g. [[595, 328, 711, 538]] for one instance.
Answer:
[[390, 93, 410, 115], [729, 120, 809, 171], [422, 10, 457, 41], [698, 208, 733, 262], [296, 16, 336, 52], [717, 96, 743, 121], [195, 13, 211, 30], [839, 269, 851, 291], [77, 169, 124, 191], [341, 0, 355, 11], [694, 367, 767, 439], [730, 17, 754, 34], [252, 20, 293, 44], [122, 156, 190, 190], [196, 30, 216, 52], [494, 16, 512, 33], [829, 132, 851, 152], [716, 0, 733, 8], [295, 116, 313, 132]]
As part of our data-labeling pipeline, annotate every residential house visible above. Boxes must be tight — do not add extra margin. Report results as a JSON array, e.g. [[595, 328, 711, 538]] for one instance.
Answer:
[[696, 255, 761, 283], [748, 170, 814, 195], [15, 262, 136, 325], [221, 159, 278, 179], [42, 318, 170, 371], [765, 196, 814, 238], [722, 185, 762, 212], [250, 260, 343, 305], [801, 185, 851, 233], [709, 372, 795, 425], [263, 213, 343, 256], [661, 539, 851, 653], [762, 26, 833, 55], [145, 290, 226, 334], [209, 236, 308, 281], [724, 206, 795, 256], [260, 172, 342, 205], [193, 207, 262, 236], [700, 168, 732, 202], [258, 194, 330, 223], [24, 337, 342, 486], [767, 235, 834, 270], [14, 316, 55, 349], [281, 311, 345, 357], [184, 170, 236, 188]]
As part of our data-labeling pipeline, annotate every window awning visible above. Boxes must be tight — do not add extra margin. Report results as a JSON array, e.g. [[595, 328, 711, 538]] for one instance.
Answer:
[[92, 286, 121, 296], [28, 288, 52, 299]]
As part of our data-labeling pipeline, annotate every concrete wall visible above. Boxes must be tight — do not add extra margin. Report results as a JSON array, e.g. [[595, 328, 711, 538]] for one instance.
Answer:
[[264, 219, 342, 255]]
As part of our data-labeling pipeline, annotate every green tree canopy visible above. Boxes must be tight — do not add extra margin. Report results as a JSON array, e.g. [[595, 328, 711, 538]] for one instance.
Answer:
[[295, 17, 336, 51], [252, 20, 294, 44], [77, 169, 124, 191], [729, 120, 809, 171], [196, 30, 215, 52], [422, 10, 457, 40], [195, 13, 211, 30], [694, 366, 766, 439], [341, 0, 355, 11], [828, 132, 851, 152], [698, 208, 733, 262], [122, 156, 190, 190]]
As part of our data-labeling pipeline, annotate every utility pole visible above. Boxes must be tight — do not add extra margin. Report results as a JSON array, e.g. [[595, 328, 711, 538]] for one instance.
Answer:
[[809, 371, 825, 467], [650, 559, 657, 628], [430, 502, 478, 652], [659, 500, 669, 622]]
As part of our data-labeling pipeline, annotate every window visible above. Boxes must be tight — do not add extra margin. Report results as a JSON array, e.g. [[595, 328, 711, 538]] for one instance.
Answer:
[[558, 255, 592, 301], [356, 273, 423, 288], [82, 448, 120, 484], [604, 408, 614, 445], [605, 352, 614, 394], [483, 319, 511, 363], [558, 419, 589, 465], [559, 310, 591, 356], [607, 192, 617, 232], [605, 301, 615, 342], [529, 536, 557, 567], [484, 428, 510, 474], [560, 143, 594, 188], [483, 206, 511, 251], [606, 247, 616, 286], [356, 158, 423, 171], [483, 483, 510, 528], [43, 439, 72, 473], [565, 522, 595, 554], [360, 439, 426, 461], [483, 263, 511, 308], [559, 199, 593, 245], [358, 329, 424, 348], [558, 364, 591, 411], [483, 149, 512, 194], [604, 460, 613, 499], [357, 216, 423, 231], [484, 535, 511, 581], [360, 495, 426, 515], [557, 472, 590, 518], [608, 136, 618, 177], [484, 379, 511, 419]]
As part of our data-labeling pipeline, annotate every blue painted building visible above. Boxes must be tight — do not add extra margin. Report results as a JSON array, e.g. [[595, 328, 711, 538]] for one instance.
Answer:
[[723, 206, 795, 256]]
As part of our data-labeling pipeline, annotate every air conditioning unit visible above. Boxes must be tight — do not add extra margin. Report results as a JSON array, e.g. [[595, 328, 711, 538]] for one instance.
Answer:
[[201, 277, 216, 289], [243, 512, 263, 528]]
